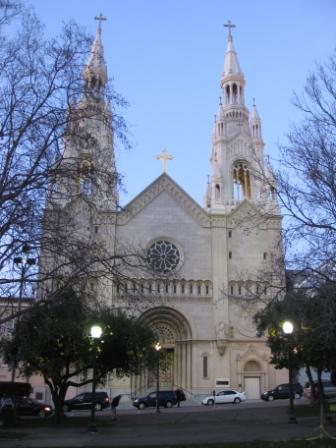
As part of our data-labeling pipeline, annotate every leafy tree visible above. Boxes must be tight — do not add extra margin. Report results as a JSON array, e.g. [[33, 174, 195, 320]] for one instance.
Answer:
[[0, 288, 156, 420], [255, 284, 336, 400]]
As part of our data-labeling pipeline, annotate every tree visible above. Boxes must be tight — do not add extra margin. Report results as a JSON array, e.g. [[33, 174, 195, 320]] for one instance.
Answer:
[[0, 288, 156, 420], [255, 284, 336, 399], [0, 3, 139, 325], [275, 50, 336, 279]]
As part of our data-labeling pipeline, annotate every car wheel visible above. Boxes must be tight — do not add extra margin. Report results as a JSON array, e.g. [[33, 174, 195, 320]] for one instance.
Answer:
[[233, 398, 241, 404], [207, 399, 214, 406], [165, 401, 172, 408], [95, 403, 102, 411], [138, 403, 145, 410], [268, 395, 274, 401], [63, 405, 71, 412], [38, 410, 46, 418]]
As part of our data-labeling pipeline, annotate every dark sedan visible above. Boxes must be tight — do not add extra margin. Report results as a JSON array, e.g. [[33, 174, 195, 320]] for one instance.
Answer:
[[13, 397, 53, 417]]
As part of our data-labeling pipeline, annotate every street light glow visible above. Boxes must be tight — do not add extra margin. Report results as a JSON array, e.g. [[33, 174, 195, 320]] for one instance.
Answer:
[[90, 325, 102, 339], [282, 321, 293, 335], [154, 342, 162, 352]]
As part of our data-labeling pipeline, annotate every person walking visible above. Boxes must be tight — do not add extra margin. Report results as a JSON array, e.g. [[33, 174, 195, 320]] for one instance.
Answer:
[[111, 394, 122, 421]]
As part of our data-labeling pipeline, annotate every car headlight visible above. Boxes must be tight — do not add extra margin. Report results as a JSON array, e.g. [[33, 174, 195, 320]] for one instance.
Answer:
[[44, 407, 51, 411]]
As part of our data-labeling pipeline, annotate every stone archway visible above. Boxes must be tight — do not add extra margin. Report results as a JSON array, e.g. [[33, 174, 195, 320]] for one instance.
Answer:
[[132, 306, 192, 396]]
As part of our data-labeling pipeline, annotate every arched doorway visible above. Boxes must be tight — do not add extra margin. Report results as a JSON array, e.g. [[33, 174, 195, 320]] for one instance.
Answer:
[[131, 307, 192, 396], [243, 360, 262, 399]]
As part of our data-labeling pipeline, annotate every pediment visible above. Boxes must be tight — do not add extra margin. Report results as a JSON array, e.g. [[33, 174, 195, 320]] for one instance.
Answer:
[[227, 199, 262, 227], [118, 174, 210, 227]]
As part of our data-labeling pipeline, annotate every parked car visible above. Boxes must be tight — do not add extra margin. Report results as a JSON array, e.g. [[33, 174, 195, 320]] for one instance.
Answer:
[[201, 390, 246, 406], [133, 390, 178, 409], [13, 397, 53, 417], [303, 380, 336, 399], [63, 392, 110, 412], [261, 383, 303, 401]]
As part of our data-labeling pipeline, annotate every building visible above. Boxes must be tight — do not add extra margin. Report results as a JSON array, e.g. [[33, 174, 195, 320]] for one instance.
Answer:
[[41, 19, 287, 401]]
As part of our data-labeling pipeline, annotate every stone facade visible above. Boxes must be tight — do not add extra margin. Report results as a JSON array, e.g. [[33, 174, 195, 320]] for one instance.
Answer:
[[39, 21, 287, 401]]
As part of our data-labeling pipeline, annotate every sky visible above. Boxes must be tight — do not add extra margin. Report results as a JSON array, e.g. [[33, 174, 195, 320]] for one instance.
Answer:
[[26, 0, 335, 206]]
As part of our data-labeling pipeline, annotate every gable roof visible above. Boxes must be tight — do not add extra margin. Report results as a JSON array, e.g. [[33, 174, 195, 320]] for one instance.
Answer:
[[118, 173, 210, 227]]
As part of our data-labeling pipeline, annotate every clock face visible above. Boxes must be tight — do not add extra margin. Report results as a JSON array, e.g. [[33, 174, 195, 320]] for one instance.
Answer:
[[147, 240, 180, 273]]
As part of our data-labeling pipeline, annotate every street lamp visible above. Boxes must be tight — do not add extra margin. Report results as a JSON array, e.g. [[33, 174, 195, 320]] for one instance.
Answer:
[[88, 325, 102, 433], [12, 244, 36, 382], [154, 342, 162, 414], [282, 320, 297, 424]]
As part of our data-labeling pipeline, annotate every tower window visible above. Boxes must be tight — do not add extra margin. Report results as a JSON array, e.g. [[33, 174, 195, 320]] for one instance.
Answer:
[[228, 230, 232, 238], [79, 159, 94, 196], [263, 252, 267, 260], [230, 285, 234, 295], [229, 251, 232, 259], [232, 162, 251, 200], [215, 184, 221, 201], [238, 286, 242, 295]]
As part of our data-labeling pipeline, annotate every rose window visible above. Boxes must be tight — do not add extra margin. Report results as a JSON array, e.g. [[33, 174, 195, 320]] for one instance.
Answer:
[[147, 240, 180, 273]]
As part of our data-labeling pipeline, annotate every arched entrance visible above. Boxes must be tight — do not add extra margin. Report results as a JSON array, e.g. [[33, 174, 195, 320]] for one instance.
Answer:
[[243, 360, 262, 399], [131, 307, 192, 396]]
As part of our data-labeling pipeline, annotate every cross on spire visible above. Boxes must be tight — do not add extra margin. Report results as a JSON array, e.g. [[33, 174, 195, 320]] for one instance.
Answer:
[[156, 148, 173, 173], [224, 20, 235, 39], [95, 13, 107, 32]]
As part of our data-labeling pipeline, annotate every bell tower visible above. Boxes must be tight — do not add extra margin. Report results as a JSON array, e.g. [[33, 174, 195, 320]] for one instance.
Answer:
[[205, 22, 272, 214], [48, 14, 117, 212]]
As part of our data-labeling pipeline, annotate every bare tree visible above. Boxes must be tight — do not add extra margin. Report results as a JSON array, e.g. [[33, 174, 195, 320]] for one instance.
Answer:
[[274, 50, 336, 281], [0, 5, 138, 323]]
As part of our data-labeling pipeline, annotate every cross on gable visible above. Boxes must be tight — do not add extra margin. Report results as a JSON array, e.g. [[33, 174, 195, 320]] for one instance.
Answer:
[[156, 148, 173, 174]]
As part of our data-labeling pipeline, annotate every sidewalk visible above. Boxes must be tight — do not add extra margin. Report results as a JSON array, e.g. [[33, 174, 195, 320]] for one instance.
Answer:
[[0, 403, 335, 447]]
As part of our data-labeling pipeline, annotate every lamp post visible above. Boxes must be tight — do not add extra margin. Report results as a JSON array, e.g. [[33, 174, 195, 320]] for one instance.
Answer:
[[154, 342, 162, 414], [282, 320, 297, 424], [12, 244, 36, 382], [88, 325, 102, 433]]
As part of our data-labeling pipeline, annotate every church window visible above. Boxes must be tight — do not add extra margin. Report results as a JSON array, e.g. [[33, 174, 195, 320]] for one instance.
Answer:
[[197, 284, 201, 295], [205, 285, 209, 295], [189, 284, 193, 294], [147, 240, 181, 273], [256, 285, 260, 294], [79, 159, 94, 196], [232, 162, 251, 200], [181, 284, 185, 294], [228, 230, 232, 238], [157, 282, 160, 293], [140, 283, 144, 293], [173, 283, 177, 294], [263, 252, 267, 260], [229, 251, 232, 259], [230, 285, 234, 295], [95, 226, 98, 234], [215, 184, 220, 201], [202, 355, 208, 378], [148, 283, 152, 293], [238, 285, 242, 295]]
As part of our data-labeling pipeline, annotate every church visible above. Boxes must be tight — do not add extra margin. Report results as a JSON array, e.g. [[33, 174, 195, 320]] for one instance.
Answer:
[[41, 18, 287, 401]]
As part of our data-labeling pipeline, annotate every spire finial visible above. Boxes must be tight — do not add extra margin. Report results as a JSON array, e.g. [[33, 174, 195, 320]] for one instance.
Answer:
[[94, 13, 107, 32], [156, 148, 173, 173], [224, 20, 235, 40]]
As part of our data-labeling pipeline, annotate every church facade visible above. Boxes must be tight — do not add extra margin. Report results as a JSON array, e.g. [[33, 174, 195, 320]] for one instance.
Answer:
[[43, 20, 287, 401]]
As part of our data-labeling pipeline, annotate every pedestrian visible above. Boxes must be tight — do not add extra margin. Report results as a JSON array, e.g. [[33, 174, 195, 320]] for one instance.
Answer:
[[175, 389, 185, 407], [111, 394, 122, 421]]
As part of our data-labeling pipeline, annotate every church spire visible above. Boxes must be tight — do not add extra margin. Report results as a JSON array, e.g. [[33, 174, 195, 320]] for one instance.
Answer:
[[83, 14, 108, 99], [220, 21, 245, 109]]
